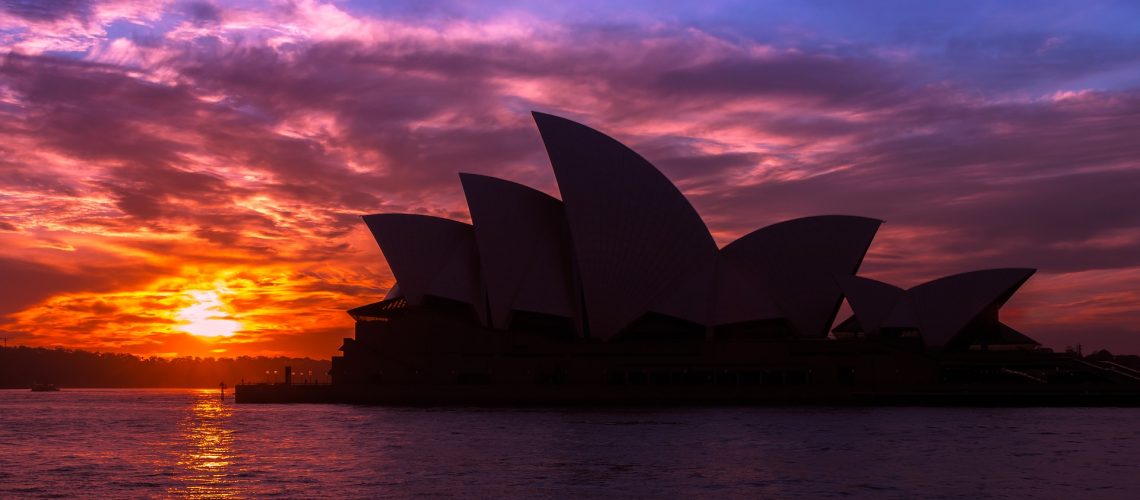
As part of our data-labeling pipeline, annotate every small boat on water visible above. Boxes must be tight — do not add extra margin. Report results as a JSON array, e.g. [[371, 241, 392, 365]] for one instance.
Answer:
[[30, 383, 60, 392]]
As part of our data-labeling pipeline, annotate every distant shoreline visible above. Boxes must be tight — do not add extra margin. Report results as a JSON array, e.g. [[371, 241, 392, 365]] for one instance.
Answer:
[[0, 346, 330, 389]]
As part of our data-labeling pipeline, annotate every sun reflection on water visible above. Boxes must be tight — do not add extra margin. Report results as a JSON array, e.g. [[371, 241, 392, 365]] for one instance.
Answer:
[[173, 390, 240, 498]]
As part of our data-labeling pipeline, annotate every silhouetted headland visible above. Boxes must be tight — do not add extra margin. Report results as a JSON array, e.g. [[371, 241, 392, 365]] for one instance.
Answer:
[[0, 346, 329, 389], [238, 112, 1140, 406]]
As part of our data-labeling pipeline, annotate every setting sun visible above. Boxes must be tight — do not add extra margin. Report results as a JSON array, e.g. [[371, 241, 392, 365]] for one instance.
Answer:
[[177, 290, 242, 338]]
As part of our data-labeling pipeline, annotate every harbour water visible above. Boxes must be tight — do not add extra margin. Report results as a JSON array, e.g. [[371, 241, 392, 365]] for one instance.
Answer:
[[2, 389, 1139, 498]]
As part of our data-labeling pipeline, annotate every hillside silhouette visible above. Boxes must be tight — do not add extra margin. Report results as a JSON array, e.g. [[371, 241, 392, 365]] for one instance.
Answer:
[[0, 346, 329, 388]]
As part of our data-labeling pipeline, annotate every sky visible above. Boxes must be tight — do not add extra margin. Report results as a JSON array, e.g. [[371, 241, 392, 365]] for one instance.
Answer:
[[1, 0, 1139, 359]]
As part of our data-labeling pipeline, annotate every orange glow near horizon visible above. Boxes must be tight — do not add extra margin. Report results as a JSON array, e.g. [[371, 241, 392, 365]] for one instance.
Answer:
[[2, 0, 1140, 358], [176, 288, 241, 338], [3, 264, 383, 359]]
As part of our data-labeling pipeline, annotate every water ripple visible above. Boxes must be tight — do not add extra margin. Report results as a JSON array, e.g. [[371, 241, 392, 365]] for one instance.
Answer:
[[2, 389, 1140, 497]]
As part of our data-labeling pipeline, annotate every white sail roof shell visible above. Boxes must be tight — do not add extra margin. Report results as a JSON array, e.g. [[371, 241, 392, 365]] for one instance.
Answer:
[[711, 255, 783, 325], [533, 112, 719, 338], [362, 214, 483, 321], [460, 173, 577, 330], [904, 268, 1035, 348], [721, 215, 881, 338], [835, 275, 905, 336], [647, 258, 717, 326], [355, 113, 1041, 351], [838, 270, 1035, 348]]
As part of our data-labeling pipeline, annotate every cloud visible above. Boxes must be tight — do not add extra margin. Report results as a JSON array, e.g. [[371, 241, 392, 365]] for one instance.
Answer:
[[1, 0, 1138, 356], [2, 0, 94, 23], [182, 1, 219, 25], [0, 256, 164, 316], [655, 53, 907, 107]]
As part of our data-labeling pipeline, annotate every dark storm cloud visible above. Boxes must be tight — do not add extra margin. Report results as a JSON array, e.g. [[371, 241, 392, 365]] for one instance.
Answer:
[[654, 151, 766, 179], [0, 258, 85, 315], [655, 53, 907, 107], [0, 256, 164, 316], [176, 40, 545, 173], [0, 169, 79, 197], [1, 0, 93, 22], [1, 54, 193, 167], [638, 67, 1140, 284], [941, 31, 1140, 89], [96, 164, 233, 221], [182, 0, 220, 25], [1, 52, 385, 238], [9, 19, 1137, 275]]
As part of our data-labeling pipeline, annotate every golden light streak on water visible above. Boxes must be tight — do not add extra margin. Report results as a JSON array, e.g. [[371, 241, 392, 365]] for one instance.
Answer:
[[174, 390, 238, 498]]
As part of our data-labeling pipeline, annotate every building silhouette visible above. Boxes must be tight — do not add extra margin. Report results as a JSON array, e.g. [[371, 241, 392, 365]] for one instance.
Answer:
[[267, 112, 1140, 404]]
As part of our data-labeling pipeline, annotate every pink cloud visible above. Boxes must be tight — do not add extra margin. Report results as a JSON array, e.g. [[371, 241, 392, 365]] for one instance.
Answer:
[[1, 1, 1138, 356]]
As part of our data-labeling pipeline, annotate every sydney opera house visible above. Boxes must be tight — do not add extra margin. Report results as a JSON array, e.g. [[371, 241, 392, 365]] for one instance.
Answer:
[[245, 112, 1140, 404]]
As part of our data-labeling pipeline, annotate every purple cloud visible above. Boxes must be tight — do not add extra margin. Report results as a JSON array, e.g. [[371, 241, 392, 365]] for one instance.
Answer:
[[1, 1, 1138, 357]]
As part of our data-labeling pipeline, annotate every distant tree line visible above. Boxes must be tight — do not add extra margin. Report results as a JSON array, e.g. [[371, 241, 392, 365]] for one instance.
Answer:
[[0, 346, 331, 388]]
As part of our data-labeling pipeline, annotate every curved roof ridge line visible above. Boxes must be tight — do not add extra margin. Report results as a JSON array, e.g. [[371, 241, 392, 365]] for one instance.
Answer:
[[721, 214, 884, 252], [461, 174, 542, 326], [459, 172, 578, 330], [720, 215, 881, 337], [532, 111, 719, 337], [458, 171, 563, 203], [905, 267, 1036, 349], [531, 111, 715, 246], [835, 274, 905, 336], [362, 213, 479, 309], [907, 267, 1038, 289]]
